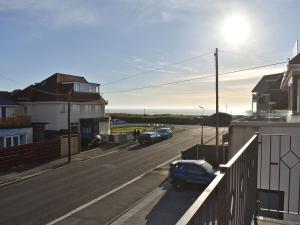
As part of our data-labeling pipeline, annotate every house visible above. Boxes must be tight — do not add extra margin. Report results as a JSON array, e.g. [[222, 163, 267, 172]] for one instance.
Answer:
[[176, 54, 300, 225], [0, 91, 32, 148], [252, 73, 288, 113], [280, 53, 300, 114], [13, 73, 110, 141], [228, 53, 300, 223]]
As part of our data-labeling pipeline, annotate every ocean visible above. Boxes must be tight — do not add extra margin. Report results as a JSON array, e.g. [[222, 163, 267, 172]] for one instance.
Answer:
[[106, 108, 217, 116]]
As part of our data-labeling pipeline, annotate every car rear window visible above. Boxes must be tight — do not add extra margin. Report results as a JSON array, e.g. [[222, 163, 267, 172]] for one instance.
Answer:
[[201, 162, 215, 174]]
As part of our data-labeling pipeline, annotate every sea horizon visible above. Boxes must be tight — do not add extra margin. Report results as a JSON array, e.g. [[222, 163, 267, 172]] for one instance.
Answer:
[[105, 108, 241, 116]]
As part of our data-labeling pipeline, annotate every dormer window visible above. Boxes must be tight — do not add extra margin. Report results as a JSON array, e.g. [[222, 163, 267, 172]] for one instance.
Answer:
[[73, 82, 99, 93]]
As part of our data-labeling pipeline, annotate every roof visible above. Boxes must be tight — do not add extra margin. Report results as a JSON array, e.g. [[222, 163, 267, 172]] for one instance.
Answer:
[[172, 159, 206, 165], [46, 73, 88, 83], [289, 53, 300, 65], [0, 91, 17, 106], [13, 73, 107, 104], [252, 73, 284, 93]]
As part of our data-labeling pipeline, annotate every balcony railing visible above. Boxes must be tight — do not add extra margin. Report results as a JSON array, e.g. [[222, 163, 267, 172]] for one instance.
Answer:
[[0, 116, 31, 129], [258, 134, 300, 220], [176, 134, 259, 225]]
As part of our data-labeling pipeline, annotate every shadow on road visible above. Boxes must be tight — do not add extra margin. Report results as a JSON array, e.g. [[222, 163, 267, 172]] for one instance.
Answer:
[[144, 183, 205, 225]]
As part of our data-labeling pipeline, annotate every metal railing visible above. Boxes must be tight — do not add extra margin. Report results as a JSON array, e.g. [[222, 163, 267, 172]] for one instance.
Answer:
[[176, 134, 259, 225], [258, 134, 300, 219]]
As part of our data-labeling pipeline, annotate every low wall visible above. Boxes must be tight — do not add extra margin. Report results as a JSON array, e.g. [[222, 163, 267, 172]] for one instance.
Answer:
[[0, 139, 60, 169], [181, 144, 228, 167], [112, 133, 134, 144], [60, 135, 81, 157]]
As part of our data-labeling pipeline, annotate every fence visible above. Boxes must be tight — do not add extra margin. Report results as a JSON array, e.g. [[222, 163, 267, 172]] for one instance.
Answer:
[[176, 134, 259, 225], [181, 144, 228, 167], [0, 139, 60, 169], [258, 134, 300, 221]]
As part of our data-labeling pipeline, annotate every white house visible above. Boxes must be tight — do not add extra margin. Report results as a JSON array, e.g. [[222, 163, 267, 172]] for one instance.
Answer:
[[229, 53, 300, 222], [14, 73, 110, 139]]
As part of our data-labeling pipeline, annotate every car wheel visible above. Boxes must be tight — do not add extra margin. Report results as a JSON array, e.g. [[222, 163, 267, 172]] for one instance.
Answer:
[[173, 180, 184, 191]]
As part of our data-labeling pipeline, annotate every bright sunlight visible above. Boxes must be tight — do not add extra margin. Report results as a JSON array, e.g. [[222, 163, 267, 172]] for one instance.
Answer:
[[222, 15, 250, 46]]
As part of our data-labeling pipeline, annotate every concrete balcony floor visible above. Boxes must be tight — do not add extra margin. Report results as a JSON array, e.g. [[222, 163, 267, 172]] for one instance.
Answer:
[[257, 217, 300, 225]]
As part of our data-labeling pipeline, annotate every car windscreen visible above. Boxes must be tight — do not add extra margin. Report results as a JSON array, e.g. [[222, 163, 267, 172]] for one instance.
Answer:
[[201, 162, 215, 174], [157, 129, 169, 133]]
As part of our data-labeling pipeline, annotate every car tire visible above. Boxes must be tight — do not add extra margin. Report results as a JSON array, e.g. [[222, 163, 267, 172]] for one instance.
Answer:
[[173, 180, 184, 191]]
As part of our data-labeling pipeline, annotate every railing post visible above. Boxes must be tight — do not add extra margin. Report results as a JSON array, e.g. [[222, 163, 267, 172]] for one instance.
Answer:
[[253, 132, 259, 225], [218, 166, 228, 225]]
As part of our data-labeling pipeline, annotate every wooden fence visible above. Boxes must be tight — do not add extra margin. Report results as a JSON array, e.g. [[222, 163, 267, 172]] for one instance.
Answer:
[[0, 139, 60, 169]]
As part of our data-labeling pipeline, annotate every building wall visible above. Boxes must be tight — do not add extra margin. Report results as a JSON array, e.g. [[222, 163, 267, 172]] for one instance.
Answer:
[[23, 102, 106, 131], [230, 122, 300, 222]]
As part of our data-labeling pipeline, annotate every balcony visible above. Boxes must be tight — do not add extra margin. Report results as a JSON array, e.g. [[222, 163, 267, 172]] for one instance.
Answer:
[[176, 133, 300, 225], [0, 116, 31, 129]]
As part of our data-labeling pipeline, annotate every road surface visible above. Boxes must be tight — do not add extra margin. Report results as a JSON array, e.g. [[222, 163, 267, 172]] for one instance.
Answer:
[[0, 126, 223, 225]]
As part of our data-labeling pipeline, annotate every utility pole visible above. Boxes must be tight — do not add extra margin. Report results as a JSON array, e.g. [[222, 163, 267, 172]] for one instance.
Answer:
[[214, 48, 219, 164], [199, 106, 205, 145], [68, 91, 71, 163]]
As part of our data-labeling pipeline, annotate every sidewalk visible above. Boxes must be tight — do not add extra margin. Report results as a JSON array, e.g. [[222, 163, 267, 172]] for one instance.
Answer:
[[0, 141, 136, 186], [109, 179, 203, 225]]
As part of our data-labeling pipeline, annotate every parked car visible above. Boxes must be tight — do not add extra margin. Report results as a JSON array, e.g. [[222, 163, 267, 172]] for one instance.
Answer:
[[138, 132, 161, 145], [156, 127, 173, 140], [169, 159, 218, 191]]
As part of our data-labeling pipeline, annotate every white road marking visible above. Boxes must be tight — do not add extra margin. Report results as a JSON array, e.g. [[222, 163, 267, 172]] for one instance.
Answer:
[[46, 155, 181, 225]]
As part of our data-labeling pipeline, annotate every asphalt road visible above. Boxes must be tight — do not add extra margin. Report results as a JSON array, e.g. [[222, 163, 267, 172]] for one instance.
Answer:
[[0, 126, 221, 225]]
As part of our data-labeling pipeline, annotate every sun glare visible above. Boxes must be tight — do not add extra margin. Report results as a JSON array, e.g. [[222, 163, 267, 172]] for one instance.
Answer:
[[222, 15, 250, 46]]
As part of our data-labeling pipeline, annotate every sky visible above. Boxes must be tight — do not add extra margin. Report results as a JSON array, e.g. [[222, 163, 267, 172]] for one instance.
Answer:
[[0, 0, 299, 114]]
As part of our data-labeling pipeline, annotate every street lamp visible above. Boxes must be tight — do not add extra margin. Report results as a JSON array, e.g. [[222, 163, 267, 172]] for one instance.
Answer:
[[198, 106, 205, 145]]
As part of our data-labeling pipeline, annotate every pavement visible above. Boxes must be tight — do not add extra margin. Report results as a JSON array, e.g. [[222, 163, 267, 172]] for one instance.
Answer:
[[0, 125, 226, 225], [109, 178, 203, 225], [0, 142, 131, 186]]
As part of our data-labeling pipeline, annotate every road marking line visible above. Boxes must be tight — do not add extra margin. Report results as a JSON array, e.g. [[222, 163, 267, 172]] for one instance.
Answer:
[[46, 155, 181, 225]]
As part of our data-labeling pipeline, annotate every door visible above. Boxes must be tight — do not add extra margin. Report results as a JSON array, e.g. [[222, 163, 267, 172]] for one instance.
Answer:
[[187, 164, 207, 184]]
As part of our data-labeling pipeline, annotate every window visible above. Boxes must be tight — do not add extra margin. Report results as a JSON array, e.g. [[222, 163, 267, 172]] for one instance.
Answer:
[[71, 104, 80, 114], [1, 107, 6, 118], [20, 135, 27, 145], [0, 137, 4, 148], [187, 164, 205, 175], [13, 136, 19, 146], [5, 137, 12, 147], [4, 136, 20, 148], [73, 83, 98, 93], [91, 105, 95, 113], [60, 104, 67, 113], [74, 83, 80, 92]]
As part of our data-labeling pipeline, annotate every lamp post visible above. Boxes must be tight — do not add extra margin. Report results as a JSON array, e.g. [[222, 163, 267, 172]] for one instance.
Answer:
[[198, 106, 205, 145]]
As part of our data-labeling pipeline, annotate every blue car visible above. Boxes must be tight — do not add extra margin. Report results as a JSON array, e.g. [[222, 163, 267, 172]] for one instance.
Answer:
[[156, 128, 173, 140], [169, 160, 218, 191]]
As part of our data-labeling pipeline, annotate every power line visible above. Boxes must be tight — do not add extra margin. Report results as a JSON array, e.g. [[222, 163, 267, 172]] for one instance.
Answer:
[[106, 61, 287, 94], [102, 52, 212, 86], [219, 49, 289, 62]]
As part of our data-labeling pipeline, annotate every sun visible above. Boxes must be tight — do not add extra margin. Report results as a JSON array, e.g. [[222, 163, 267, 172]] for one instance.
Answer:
[[222, 15, 250, 46]]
